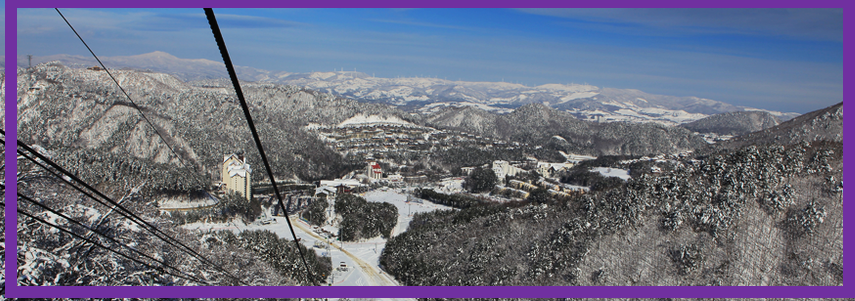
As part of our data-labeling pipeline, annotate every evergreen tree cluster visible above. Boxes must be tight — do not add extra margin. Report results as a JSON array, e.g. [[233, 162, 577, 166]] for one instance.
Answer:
[[335, 194, 398, 241], [559, 168, 619, 189], [52, 147, 206, 197], [210, 229, 331, 285], [302, 198, 329, 226], [464, 167, 498, 193], [168, 192, 261, 225], [416, 188, 486, 209]]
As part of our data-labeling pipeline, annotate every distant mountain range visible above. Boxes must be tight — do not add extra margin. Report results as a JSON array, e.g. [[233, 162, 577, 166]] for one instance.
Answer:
[[21, 51, 801, 125], [426, 103, 709, 157], [21, 51, 286, 83]]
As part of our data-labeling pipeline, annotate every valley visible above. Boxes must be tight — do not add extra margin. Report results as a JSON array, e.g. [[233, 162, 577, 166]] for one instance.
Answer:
[[10, 62, 843, 287]]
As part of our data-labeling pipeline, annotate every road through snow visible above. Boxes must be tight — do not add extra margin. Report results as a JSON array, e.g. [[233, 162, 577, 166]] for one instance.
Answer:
[[187, 188, 451, 288], [289, 216, 399, 286]]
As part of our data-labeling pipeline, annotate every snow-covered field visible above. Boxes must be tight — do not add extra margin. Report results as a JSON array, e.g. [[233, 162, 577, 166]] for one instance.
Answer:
[[185, 189, 451, 288], [158, 195, 218, 210], [186, 216, 399, 286], [337, 114, 415, 128], [568, 107, 708, 126], [362, 189, 453, 235], [433, 178, 465, 194], [592, 167, 631, 180]]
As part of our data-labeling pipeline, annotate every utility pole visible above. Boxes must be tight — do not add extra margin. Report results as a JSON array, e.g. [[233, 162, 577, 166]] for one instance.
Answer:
[[28, 54, 32, 68]]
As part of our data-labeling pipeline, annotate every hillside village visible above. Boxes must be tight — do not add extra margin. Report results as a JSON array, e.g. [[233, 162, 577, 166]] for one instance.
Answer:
[[211, 110, 635, 232], [219, 111, 665, 225], [307, 114, 514, 156], [229, 114, 596, 191]]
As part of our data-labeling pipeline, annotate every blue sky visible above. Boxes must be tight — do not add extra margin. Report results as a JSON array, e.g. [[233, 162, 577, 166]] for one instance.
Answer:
[[15, 8, 843, 113]]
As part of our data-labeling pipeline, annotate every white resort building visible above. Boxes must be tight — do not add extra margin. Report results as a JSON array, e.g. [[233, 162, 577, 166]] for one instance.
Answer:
[[222, 154, 252, 201], [536, 162, 574, 178], [492, 160, 524, 181]]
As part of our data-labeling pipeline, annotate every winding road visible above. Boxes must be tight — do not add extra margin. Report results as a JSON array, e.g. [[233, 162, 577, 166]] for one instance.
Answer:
[[289, 216, 400, 286]]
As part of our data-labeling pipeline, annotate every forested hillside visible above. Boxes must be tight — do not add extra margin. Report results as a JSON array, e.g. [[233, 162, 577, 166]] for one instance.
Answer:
[[722, 102, 842, 149], [680, 111, 780, 136], [427, 103, 709, 157], [381, 141, 842, 286], [14, 148, 331, 286], [14, 63, 416, 196]]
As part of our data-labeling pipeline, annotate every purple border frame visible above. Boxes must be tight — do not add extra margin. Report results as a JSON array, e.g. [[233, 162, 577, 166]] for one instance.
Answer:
[[4, 0, 851, 298]]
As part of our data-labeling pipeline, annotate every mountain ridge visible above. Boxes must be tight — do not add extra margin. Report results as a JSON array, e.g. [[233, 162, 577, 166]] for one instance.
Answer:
[[722, 102, 842, 149], [680, 111, 781, 136], [13, 62, 413, 195], [21, 51, 802, 125], [427, 102, 710, 157]]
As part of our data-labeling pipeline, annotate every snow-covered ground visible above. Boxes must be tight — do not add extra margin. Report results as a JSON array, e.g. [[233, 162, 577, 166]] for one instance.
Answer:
[[568, 107, 708, 126], [559, 151, 598, 163], [337, 114, 414, 128], [434, 178, 465, 194], [592, 167, 631, 180], [561, 183, 590, 192], [184, 189, 451, 288], [361, 189, 453, 235], [186, 216, 399, 286], [158, 194, 218, 210]]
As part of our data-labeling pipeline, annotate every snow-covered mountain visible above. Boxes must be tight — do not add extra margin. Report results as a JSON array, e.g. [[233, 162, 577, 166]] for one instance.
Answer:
[[680, 111, 781, 136], [23, 51, 801, 125], [425, 103, 710, 157], [722, 102, 842, 149], [279, 72, 801, 125], [14, 61, 415, 193], [19, 51, 293, 83]]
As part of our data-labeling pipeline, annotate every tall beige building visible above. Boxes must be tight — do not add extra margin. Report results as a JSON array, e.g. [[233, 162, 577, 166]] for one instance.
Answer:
[[222, 154, 252, 201]]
